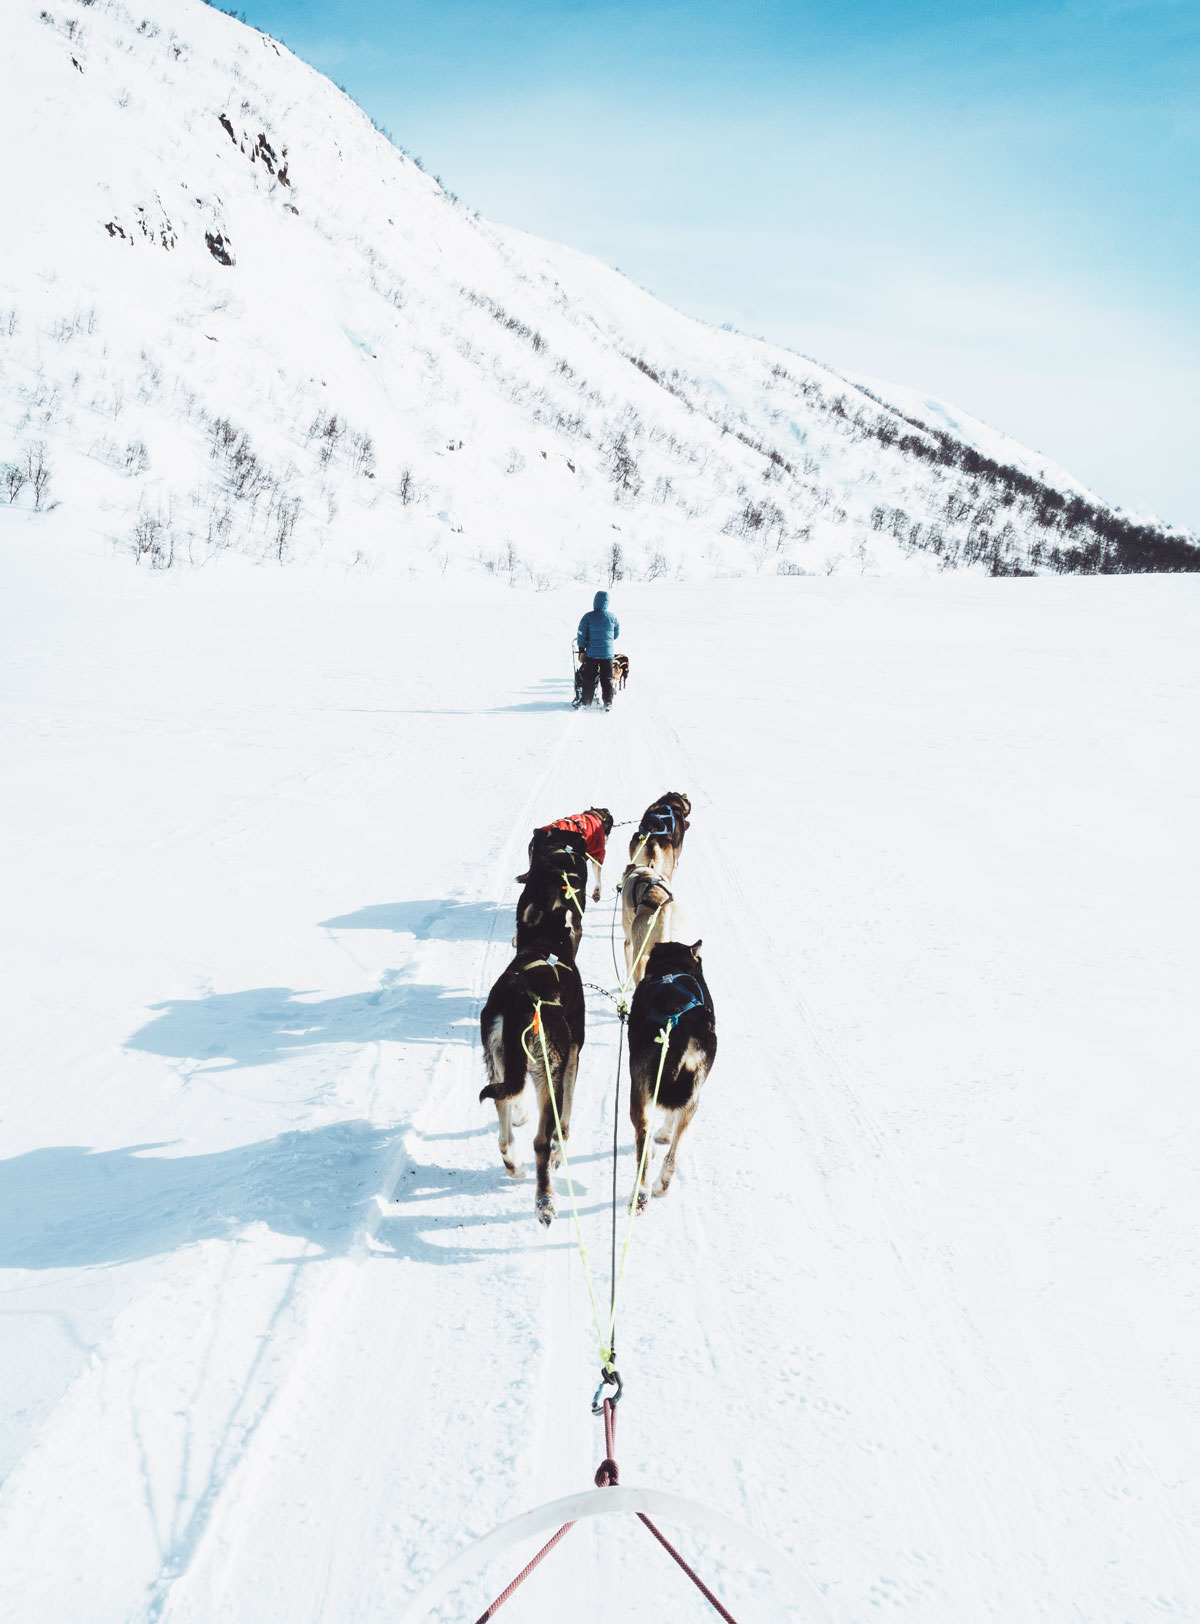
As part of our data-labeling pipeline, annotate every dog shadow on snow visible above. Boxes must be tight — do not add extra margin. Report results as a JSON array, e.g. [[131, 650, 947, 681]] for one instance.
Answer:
[[0, 1119, 612, 1272], [124, 972, 479, 1071], [320, 898, 510, 939]]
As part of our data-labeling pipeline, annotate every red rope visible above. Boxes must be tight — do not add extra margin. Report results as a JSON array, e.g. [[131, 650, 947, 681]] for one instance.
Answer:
[[471, 1520, 576, 1622], [594, 1395, 620, 1486], [598, 1399, 740, 1621], [636, 1513, 740, 1623]]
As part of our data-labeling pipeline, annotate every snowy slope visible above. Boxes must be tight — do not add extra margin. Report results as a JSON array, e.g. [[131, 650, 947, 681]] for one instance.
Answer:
[[2, 0, 1196, 580], [2, 536, 1199, 1620]]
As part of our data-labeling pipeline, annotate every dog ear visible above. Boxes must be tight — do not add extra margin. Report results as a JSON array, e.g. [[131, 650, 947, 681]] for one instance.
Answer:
[[689, 939, 703, 954]]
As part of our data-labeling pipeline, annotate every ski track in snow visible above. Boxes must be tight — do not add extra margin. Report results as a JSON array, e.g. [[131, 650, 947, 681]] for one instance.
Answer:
[[2, 548, 1199, 1621]]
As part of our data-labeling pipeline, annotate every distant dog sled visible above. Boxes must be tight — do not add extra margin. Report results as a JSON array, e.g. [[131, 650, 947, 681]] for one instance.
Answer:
[[572, 644, 628, 705]]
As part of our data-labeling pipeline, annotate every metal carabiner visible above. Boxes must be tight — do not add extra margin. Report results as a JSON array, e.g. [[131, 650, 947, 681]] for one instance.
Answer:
[[591, 1367, 623, 1415]]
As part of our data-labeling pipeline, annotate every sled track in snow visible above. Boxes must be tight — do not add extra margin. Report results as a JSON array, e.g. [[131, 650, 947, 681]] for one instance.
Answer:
[[145, 706, 588, 1622]]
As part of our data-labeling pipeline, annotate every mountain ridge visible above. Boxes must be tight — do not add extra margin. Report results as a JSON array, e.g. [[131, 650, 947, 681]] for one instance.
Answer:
[[2, 0, 1196, 578]]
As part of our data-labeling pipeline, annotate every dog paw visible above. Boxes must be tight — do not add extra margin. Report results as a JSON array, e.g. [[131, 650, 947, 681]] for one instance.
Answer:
[[536, 1196, 556, 1226], [653, 1127, 671, 1145], [592, 888, 601, 902], [652, 1176, 670, 1198], [503, 1161, 526, 1179]]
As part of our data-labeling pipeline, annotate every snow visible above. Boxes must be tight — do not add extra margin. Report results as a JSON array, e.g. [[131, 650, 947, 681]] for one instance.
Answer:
[[2, 532, 1198, 1620], [2, 0, 1199, 1613]]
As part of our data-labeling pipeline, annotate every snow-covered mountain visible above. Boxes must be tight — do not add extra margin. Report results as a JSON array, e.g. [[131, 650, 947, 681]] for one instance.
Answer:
[[3, 0, 1197, 579]]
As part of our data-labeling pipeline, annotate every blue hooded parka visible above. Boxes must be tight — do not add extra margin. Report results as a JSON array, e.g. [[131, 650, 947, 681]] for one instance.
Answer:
[[577, 591, 620, 660]]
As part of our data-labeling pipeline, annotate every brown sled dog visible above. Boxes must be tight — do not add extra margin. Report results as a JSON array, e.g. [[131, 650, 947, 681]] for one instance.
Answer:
[[628, 791, 691, 879], [479, 916, 585, 1225], [627, 940, 715, 1209], [620, 863, 674, 987]]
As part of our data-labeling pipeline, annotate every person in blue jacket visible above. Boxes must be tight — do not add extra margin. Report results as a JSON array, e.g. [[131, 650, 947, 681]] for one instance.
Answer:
[[575, 589, 621, 710]]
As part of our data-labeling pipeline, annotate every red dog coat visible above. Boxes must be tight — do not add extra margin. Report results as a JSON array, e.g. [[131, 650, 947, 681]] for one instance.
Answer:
[[541, 810, 607, 864]]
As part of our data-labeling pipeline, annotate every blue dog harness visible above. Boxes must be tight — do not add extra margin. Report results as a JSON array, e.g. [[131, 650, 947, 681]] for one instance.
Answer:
[[640, 971, 707, 1031], [639, 805, 677, 839]]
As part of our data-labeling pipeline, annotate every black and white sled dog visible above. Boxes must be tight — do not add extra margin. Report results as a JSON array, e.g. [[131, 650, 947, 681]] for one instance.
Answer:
[[627, 940, 715, 1209], [513, 827, 589, 956], [479, 917, 586, 1225], [514, 863, 583, 958], [620, 863, 674, 987], [518, 826, 590, 903], [629, 791, 691, 879]]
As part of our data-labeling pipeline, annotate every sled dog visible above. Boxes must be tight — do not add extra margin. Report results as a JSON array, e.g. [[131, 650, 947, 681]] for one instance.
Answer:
[[479, 919, 585, 1225], [627, 940, 715, 1209], [522, 808, 612, 903], [514, 860, 583, 959], [518, 826, 589, 896], [613, 653, 630, 690], [628, 791, 691, 879], [620, 863, 674, 987]]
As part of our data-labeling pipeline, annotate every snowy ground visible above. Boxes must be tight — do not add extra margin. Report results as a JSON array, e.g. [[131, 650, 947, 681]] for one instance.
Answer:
[[2, 536, 1199, 1621]]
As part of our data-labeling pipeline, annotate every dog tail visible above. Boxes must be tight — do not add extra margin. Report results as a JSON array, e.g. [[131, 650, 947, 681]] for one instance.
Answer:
[[478, 1009, 531, 1104]]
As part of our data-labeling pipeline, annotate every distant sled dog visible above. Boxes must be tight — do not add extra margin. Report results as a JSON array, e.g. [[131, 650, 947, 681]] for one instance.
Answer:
[[627, 940, 716, 1209], [620, 863, 674, 987], [574, 654, 628, 702], [479, 918, 585, 1225], [629, 791, 691, 878]]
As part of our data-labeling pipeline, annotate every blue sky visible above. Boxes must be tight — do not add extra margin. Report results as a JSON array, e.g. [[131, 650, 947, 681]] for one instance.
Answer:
[[236, 0, 1199, 529]]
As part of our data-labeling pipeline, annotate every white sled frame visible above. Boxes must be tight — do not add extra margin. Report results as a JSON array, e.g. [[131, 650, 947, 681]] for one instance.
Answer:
[[397, 1484, 837, 1622]]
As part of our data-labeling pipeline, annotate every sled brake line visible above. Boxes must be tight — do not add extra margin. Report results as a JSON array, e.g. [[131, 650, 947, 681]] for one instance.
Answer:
[[527, 999, 615, 1379]]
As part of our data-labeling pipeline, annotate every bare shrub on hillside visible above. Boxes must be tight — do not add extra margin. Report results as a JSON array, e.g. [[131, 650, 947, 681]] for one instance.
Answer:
[[607, 430, 641, 500], [309, 410, 344, 465], [644, 550, 668, 581], [50, 308, 97, 342], [4, 461, 27, 503], [207, 503, 234, 550], [349, 430, 376, 477], [227, 434, 267, 501], [131, 507, 174, 569], [725, 496, 784, 543], [25, 443, 52, 509], [124, 438, 150, 473], [607, 541, 624, 583], [461, 288, 548, 356], [270, 492, 301, 562], [137, 349, 163, 401], [397, 467, 418, 505]]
